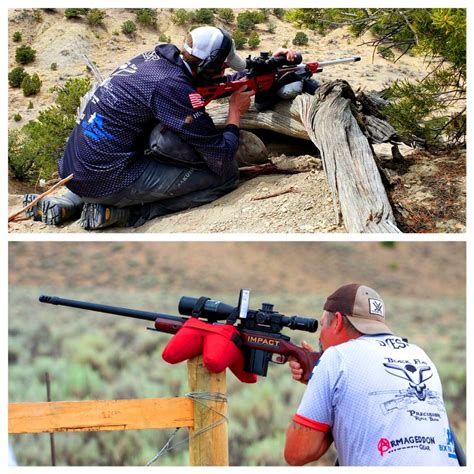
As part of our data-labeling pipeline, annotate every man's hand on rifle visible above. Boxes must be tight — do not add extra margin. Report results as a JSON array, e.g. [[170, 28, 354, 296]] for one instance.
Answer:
[[227, 85, 255, 127], [289, 340, 315, 384], [272, 47, 298, 62]]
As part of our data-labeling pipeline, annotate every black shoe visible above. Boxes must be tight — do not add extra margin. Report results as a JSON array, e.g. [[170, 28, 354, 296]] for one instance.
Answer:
[[80, 203, 131, 230], [23, 194, 83, 225]]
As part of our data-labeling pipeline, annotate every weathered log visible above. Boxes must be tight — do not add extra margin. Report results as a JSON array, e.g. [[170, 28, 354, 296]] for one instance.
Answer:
[[208, 81, 401, 233], [296, 82, 400, 232], [207, 101, 309, 139]]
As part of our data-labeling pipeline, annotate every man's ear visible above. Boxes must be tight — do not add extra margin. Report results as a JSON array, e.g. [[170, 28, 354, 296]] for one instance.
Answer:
[[333, 311, 345, 333]]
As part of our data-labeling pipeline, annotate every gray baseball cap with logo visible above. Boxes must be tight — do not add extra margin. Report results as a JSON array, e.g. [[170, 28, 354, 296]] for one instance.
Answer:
[[323, 283, 392, 335]]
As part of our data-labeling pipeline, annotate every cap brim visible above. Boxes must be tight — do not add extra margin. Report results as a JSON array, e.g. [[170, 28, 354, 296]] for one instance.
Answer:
[[226, 41, 247, 71], [346, 315, 393, 335]]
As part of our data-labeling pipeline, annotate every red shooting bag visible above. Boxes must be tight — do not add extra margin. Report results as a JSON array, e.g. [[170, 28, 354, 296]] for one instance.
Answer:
[[162, 318, 257, 383]]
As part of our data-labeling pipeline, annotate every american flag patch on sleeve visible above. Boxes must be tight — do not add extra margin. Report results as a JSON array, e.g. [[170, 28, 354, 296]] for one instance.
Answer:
[[188, 92, 205, 109]]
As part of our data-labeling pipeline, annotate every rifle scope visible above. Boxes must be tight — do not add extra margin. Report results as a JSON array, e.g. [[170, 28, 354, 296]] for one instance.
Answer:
[[179, 296, 318, 333], [246, 51, 303, 74]]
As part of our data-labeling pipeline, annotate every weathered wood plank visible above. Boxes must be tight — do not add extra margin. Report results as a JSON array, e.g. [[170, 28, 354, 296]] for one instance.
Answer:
[[207, 101, 309, 139], [188, 356, 228, 466], [9, 397, 194, 434]]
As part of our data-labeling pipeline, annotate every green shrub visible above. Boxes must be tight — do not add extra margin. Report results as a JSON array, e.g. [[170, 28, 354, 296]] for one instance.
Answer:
[[194, 8, 214, 25], [171, 9, 193, 26], [28, 101, 34, 109], [51, 77, 92, 116], [8, 77, 91, 182], [86, 9, 106, 26], [33, 9, 43, 22], [121, 20, 137, 37], [292, 31, 308, 46], [13, 31, 22, 42], [21, 73, 42, 97], [8, 67, 28, 88], [267, 23, 276, 34], [232, 30, 247, 50], [273, 8, 286, 19], [216, 8, 235, 24], [237, 11, 258, 33], [248, 31, 261, 49], [377, 45, 395, 60], [258, 9, 271, 20], [14, 113, 22, 122], [8, 129, 35, 180], [134, 8, 157, 28], [158, 34, 171, 43], [236, 11, 263, 32], [15, 45, 36, 65], [50, 62, 58, 71], [64, 8, 89, 19]]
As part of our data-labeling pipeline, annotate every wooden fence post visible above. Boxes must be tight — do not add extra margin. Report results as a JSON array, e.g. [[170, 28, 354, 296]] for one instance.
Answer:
[[187, 355, 228, 466]]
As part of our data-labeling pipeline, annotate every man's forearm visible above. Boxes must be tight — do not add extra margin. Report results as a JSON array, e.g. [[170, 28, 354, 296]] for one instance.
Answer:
[[226, 108, 241, 128], [284, 422, 333, 465]]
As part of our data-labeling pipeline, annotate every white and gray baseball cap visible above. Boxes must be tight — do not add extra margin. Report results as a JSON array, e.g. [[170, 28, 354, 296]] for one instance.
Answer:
[[184, 26, 246, 72]]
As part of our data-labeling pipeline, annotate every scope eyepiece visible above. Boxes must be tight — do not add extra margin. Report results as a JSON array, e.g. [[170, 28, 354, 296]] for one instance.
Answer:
[[284, 315, 318, 333]]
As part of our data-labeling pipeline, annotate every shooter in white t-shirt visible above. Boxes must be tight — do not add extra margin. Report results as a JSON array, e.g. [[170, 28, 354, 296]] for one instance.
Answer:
[[284, 283, 463, 466]]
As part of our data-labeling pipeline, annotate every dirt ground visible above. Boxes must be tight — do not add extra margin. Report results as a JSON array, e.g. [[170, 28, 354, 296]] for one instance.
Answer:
[[7, 8, 466, 234], [8, 142, 465, 234]]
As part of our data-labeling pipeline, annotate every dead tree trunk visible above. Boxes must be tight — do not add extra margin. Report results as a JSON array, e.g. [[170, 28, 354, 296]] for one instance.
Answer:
[[208, 80, 401, 233], [296, 81, 400, 233]]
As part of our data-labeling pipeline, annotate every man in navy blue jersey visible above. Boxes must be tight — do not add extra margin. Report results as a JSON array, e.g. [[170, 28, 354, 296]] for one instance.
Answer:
[[24, 26, 267, 229]]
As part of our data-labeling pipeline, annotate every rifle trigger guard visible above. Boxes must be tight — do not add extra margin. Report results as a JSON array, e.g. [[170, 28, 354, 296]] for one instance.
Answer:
[[270, 354, 287, 365], [191, 296, 210, 318]]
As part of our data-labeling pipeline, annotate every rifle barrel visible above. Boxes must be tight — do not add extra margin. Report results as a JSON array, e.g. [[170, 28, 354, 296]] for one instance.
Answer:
[[39, 295, 183, 323], [317, 56, 361, 67]]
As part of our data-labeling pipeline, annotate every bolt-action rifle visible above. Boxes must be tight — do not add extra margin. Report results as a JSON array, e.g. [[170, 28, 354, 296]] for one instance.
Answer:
[[39, 289, 321, 382], [196, 52, 361, 107]]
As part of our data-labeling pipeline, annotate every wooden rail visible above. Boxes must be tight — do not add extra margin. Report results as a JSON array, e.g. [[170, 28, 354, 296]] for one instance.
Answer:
[[9, 356, 229, 466], [9, 397, 194, 434]]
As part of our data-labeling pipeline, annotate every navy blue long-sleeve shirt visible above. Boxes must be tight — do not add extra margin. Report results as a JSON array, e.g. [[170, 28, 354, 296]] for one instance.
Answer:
[[59, 44, 240, 198]]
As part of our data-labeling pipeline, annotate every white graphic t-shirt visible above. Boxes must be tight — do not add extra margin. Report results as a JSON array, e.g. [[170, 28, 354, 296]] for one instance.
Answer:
[[294, 334, 459, 466]]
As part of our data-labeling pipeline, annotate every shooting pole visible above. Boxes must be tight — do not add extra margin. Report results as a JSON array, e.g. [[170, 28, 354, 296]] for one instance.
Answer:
[[187, 355, 228, 466]]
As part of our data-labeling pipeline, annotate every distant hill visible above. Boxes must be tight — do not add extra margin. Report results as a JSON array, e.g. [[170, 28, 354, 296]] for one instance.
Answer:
[[9, 241, 465, 298]]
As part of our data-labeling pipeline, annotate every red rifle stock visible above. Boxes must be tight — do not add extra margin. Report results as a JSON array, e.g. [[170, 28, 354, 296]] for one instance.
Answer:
[[196, 56, 360, 107]]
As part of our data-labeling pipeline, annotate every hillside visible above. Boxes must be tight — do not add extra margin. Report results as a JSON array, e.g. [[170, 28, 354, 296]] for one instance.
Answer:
[[8, 241, 466, 298], [7, 8, 466, 233]]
